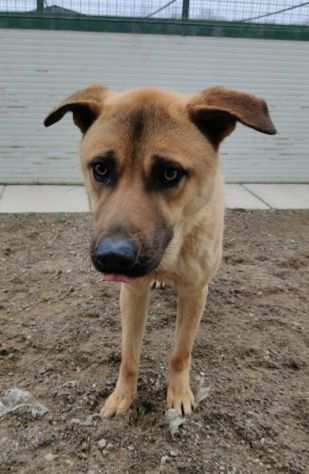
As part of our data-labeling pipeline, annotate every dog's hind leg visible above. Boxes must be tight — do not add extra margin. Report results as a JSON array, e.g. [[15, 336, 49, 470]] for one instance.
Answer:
[[101, 281, 150, 417], [167, 284, 208, 416]]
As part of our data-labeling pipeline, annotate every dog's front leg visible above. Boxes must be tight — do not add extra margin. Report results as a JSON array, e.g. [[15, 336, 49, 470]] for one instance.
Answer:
[[167, 285, 208, 415], [101, 281, 150, 418]]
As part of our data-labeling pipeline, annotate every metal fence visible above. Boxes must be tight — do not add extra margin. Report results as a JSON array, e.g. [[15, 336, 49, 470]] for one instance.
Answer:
[[0, 0, 309, 25]]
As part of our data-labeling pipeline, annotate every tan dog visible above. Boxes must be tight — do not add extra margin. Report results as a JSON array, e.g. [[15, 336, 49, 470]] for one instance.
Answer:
[[45, 85, 276, 417]]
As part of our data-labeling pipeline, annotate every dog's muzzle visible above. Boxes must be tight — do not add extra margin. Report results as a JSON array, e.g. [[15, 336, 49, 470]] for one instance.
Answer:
[[91, 224, 173, 280]]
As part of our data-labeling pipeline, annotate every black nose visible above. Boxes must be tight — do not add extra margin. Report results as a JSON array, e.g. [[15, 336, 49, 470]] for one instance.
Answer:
[[94, 238, 138, 274]]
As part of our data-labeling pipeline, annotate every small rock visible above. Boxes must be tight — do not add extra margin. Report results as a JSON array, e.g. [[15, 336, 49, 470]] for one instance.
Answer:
[[165, 409, 185, 435], [62, 380, 78, 388], [98, 438, 107, 450], [71, 418, 81, 425], [70, 415, 96, 427], [81, 441, 88, 451], [44, 453, 57, 462], [170, 449, 178, 457], [196, 376, 210, 404], [127, 445, 134, 451], [0, 388, 48, 418], [160, 455, 169, 466], [31, 405, 48, 418]]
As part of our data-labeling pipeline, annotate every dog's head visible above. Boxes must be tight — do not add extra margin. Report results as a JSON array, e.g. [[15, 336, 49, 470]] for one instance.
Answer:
[[45, 85, 276, 281]]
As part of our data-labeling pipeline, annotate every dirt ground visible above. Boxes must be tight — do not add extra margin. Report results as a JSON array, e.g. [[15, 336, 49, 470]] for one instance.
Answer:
[[0, 210, 309, 474]]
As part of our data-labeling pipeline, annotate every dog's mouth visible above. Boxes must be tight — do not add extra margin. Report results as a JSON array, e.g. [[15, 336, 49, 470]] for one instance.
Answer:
[[102, 273, 136, 284], [94, 255, 160, 282]]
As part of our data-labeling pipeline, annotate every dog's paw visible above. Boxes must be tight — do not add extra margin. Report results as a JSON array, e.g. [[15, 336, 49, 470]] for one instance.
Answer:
[[151, 280, 166, 289], [167, 383, 196, 416], [100, 388, 135, 418]]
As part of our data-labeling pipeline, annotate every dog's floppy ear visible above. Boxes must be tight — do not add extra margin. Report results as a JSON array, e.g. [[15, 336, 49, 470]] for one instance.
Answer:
[[44, 85, 107, 134], [188, 87, 277, 148]]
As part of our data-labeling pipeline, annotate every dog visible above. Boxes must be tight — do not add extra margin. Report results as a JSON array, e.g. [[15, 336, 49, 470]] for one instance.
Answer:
[[44, 85, 276, 417]]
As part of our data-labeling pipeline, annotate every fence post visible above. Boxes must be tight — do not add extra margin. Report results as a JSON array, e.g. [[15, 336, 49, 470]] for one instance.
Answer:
[[37, 0, 44, 13], [182, 0, 190, 19]]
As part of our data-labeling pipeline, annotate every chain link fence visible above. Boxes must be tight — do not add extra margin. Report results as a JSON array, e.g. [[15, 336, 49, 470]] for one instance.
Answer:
[[0, 0, 309, 25]]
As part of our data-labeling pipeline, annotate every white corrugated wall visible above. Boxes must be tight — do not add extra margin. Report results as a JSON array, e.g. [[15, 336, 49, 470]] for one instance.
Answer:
[[0, 28, 308, 183]]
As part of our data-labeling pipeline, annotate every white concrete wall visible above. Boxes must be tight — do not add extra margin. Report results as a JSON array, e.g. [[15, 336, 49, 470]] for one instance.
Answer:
[[1, 28, 308, 183]]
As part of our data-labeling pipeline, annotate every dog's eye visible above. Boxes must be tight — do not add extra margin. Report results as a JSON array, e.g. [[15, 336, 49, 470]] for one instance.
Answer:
[[91, 160, 116, 185], [148, 159, 188, 192], [163, 167, 179, 182], [159, 165, 184, 188], [94, 163, 108, 177]]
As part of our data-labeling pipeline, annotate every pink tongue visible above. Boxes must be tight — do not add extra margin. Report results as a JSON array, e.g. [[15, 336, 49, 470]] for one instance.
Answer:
[[103, 274, 131, 283]]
